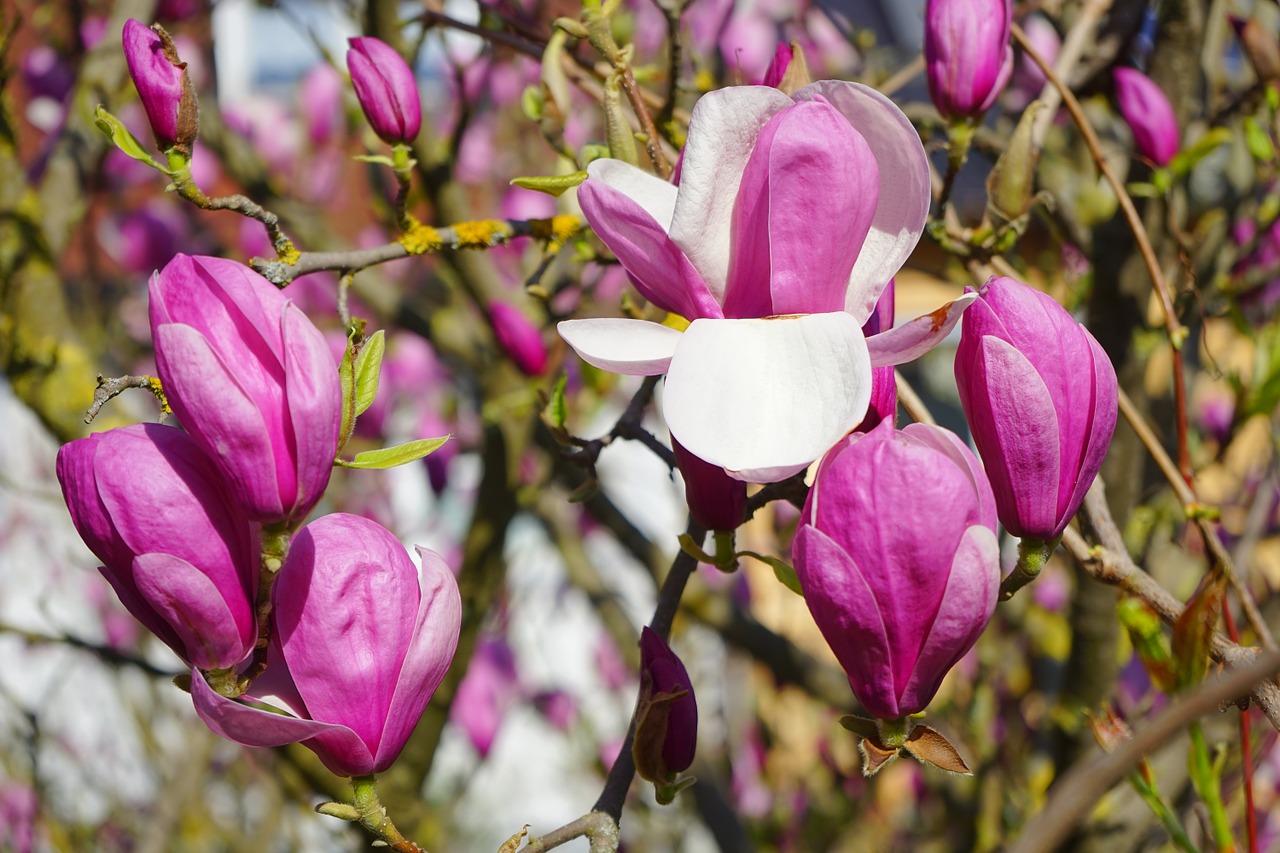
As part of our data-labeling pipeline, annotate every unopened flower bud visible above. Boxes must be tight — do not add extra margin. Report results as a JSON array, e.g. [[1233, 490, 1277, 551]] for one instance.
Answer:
[[347, 37, 422, 145], [488, 301, 548, 376], [924, 0, 1014, 119], [1113, 67, 1179, 167], [633, 628, 697, 799], [122, 19, 198, 154]]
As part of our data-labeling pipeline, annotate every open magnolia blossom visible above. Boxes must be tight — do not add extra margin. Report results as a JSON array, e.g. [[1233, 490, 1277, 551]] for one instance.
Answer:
[[559, 81, 974, 482]]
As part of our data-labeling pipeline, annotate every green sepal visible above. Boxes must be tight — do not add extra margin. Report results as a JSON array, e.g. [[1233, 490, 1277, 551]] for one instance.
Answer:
[[510, 171, 588, 197], [737, 550, 802, 596], [353, 153, 397, 168], [336, 436, 450, 469], [542, 372, 568, 431], [352, 330, 385, 418], [94, 105, 167, 172]]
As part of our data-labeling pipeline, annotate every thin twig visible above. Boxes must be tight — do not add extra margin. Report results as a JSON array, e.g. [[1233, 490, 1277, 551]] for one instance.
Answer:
[[893, 369, 937, 426], [1005, 647, 1280, 853], [522, 811, 619, 853], [84, 374, 168, 424], [1029, 0, 1113, 148], [1014, 21, 1192, 483]]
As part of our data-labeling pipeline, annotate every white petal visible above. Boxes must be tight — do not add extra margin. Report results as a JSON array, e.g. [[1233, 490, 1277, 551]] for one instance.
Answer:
[[866, 293, 977, 366], [585, 159, 679, 230], [558, 318, 682, 376], [667, 86, 793, 305], [793, 81, 930, 323], [663, 313, 872, 482]]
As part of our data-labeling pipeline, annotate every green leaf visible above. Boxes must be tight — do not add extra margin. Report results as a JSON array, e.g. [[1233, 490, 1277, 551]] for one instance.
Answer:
[[510, 171, 588, 197], [93, 105, 166, 171], [337, 334, 358, 451], [337, 436, 450, 469], [521, 84, 544, 121], [1118, 596, 1178, 692], [543, 372, 568, 430], [1244, 116, 1276, 164], [1168, 127, 1231, 177], [765, 556, 803, 596], [353, 154, 397, 168], [352, 330, 385, 417], [1171, 571, 1226, 691]]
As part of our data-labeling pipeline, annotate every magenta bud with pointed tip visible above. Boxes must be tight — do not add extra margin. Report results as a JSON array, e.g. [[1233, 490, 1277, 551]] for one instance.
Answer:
[[1113, 67, 1179, 166], [347, 36, 421, 145], [122, 18, 197, 152], [56, 424, 258, 670], [794, 420, 1000, 720], [924, 0, 1014, 119], [633, 627, 697, 783], [954, 276, 1119, 540], [672, 436, 746, 531], [149, 255, 342, 526], [191, 513, 462, 776]]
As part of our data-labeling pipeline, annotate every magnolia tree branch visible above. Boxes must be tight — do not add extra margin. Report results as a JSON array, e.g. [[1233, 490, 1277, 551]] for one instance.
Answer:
[[1066, 486, 1280, 730], [1013, 20, 1192, 482], [1006, 647, 1280, 853]]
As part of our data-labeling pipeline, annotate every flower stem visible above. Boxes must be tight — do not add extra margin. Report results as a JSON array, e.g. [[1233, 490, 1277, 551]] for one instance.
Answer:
[[938, 117, 976, 210], [999, 536, 1059, 601], [237, 523, 292, 692], [1187, 721, 1237, 852]]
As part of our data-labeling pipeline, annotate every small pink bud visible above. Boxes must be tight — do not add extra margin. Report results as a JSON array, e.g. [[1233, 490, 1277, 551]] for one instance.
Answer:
[[633, 628, 697, 786], [347, 37, 421, 145], [795, 420, 1000, 720], [1113, 67, 1179, 166], [672, 437, 746, 531], [122, 19, 198, 153], [954, 276, 1118, 540], [924, 0, 1014, 119], [149, 255, 342, 525], [489, 301, 548, 376]]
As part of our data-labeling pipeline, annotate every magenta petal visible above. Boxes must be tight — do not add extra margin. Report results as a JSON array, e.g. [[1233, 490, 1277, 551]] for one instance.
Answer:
[[132, 553, 250, 670], [274, 515, 419, 755], [791, 81, 930, 323], [896, 525, 999, 715], [376, 546, 461, 772], [153, 324, 285, 519], [794, 525, 898, 719], [901, 423, 998, 532], [866, 293, 977, 367], [98, 563, 185, 656], [957, 334, 1060, 537], [280, 301, 341, 520], [578, 164, 722, 320], [1058, 333, 1118, 526], [723, 100, 878, 318], [190, 669, 376, 775]]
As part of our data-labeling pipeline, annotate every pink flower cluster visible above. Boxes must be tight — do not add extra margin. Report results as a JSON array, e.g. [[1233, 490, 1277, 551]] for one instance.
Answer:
[[57, 253, 461, 777]]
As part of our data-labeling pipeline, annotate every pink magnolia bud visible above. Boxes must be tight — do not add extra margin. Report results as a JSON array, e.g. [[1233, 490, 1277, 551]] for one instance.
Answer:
[[149, 255, 342, 526], [633, 627, 697, 785], [672, 436, 746, 531], [56, 424, 258, 670], [924, 0, 1014, 119], [761, 42, 793, 87], [347, 37, 421, 145], [795, 420, 1000, 720], [488, 301, 548, 376], [122, 19, 197, 153], [191, 513, 462, 776], [954, 276, 1118, 541], [1113, 67, 1179, 166]]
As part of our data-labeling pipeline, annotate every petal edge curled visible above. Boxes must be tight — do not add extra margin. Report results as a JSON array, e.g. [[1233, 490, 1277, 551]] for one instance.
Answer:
[[558, 319, 682, 376]]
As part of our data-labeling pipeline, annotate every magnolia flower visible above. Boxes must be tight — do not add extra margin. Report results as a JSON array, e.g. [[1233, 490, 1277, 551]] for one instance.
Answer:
[[559, 82, 970, 482]]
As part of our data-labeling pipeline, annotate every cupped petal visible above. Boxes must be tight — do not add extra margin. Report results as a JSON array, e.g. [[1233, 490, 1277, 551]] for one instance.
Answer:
[[663, 313, 871, 482], [667, 86, 794, 303], [280, 300, 341, 520], [723, 99, 879, 318], [956, 334, 1060, 537], [376, 546, 461, 772], [866, 293, 977, 367], [558, 318, 682, 375], [153, 324, 285, 520], [896, 524, 999, 715], [579, 163, 722, 319], [1058, 333, 1118, 527], [191, 669, 377, 776], [274, 515, 420, 755], [99, 563, 185, 656], [132, 553, 252, 670], [791, 81, 930, 323], [793, 525, 898, 719], [900, 423, 997, 532]]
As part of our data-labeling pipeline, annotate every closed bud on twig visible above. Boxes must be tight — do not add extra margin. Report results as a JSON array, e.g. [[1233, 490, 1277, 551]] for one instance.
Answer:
[[122, 19, 199, 155]]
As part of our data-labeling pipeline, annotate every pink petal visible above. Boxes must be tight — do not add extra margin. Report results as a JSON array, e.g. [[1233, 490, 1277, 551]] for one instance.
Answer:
[[722, 99, 879, 318], [557, 318, 681, 375], [793, 525, 898, 719], [667, 86, 793, 304], [866, 293, 977, 367], [791, 81, 930, 323], [132, 553, 250, 670], [900, 423, 997, 532], [662, 313, 871, 482], [376, 546, 461, 771], [1058, 333, 1118, 527], [190, 669, 377, 776], [280, 300, 341, 520], [579, 162, 722, 320], [897, 525, 999, 715]]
